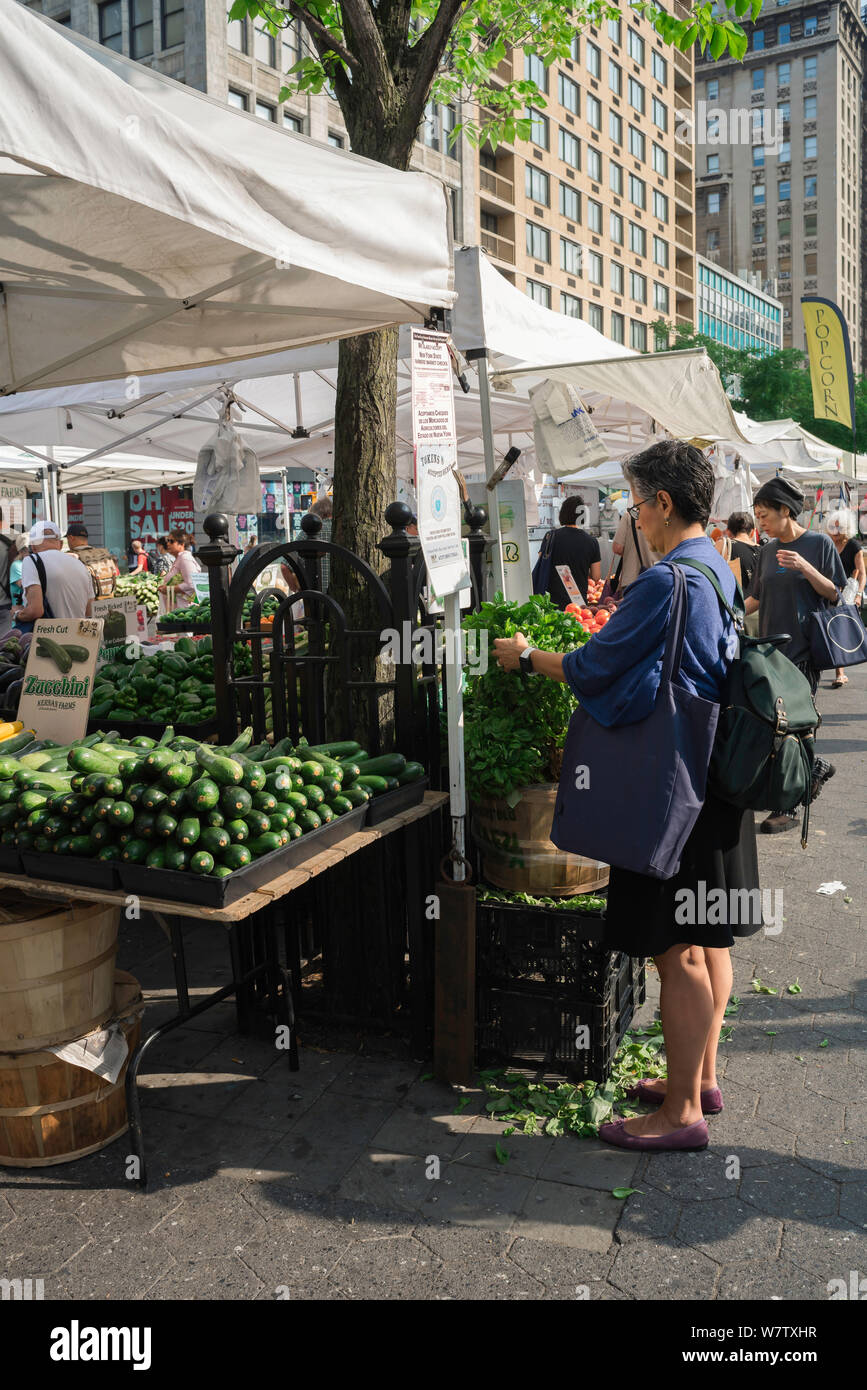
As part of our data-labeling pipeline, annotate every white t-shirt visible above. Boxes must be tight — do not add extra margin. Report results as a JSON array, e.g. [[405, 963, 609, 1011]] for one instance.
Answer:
[[21, 548, 93, 619]]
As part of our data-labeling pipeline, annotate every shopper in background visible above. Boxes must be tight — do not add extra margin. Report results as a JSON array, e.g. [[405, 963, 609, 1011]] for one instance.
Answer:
[[824, 508, 865, 688], [158, 528, 201, 609], [65, 522, 119, 598], [0, 506, 16, 636], [9, 534, 28, 606], [723, 511, 759, 592], [746, 477, 845, 833], [611, 503, 661, 591], [12, 520, 94, 627], [153, 536, 172, 577], [543, 496, 601, 608], [129, 538, 151, 573], [309, 496, 333, 591]]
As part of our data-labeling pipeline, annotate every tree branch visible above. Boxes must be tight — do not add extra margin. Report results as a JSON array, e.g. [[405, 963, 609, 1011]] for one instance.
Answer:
[[282, 1, 358, 70], [338, 0, 393, 83], [403, 0, 471, 120]]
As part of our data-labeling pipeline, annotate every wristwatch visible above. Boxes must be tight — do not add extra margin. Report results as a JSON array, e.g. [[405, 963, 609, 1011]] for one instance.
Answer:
[[519, 646, 538, 677]]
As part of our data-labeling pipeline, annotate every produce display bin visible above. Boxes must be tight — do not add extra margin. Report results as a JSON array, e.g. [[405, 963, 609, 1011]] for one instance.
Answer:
[[21, 851, 121, 892], [364, 777, 428, 826], [155, 622, 212, 636], [0, 846, 23, 875], [86, 716, 220, 740], [477, 897, 610, 993], [118, 802, 369, 908]]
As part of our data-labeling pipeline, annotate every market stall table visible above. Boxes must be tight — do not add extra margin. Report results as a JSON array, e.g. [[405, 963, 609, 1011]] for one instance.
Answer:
[[0, 791, 447, 1185]]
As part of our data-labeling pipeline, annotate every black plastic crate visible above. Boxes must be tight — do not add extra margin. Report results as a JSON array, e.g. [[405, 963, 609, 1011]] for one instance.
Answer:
[[364, 777, 428, 827], [477, 953, 641, 1083], [477, 898, 609, 993]]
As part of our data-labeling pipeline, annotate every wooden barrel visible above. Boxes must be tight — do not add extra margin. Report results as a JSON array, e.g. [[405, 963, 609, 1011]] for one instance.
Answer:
[[472, 784, 609, 898], [0, 970, 143, 1168], [0, 893, 119, 1052]]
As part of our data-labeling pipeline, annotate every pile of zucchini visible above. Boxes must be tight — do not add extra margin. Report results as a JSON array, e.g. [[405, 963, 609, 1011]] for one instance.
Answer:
[[0, 728, 424, 879]]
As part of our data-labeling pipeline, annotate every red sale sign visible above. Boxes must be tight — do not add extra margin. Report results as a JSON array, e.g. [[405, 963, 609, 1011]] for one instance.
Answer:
[[128, 488, 195, 541]]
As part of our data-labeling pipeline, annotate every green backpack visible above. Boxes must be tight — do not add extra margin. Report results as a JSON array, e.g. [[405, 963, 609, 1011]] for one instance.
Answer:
[[674, 558, 819, 846]]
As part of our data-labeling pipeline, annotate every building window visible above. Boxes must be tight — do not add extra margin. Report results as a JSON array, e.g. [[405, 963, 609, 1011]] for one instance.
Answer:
[[587, 304, 604, 332], [654, 282, 669, 312], [804, 213, 817, 234], [587, 148, 602, 182], [778, 178, 790, 200], [526, 279, 551, 308], [129, 0, 154, 56], [586, 41, 601, 78], [804, 135, 817, 159], [629, 173, 646, 209], [611, 311, 625, 343], [526, 222, 551, 262], [707, 154, 719, 173], [327, 130, 344, 146], [652, 51, 667, 84], [778, 101, 790, 123], [653, 190, 668, 222], [627, 27, 645, 64], [652, 142, 668, 176], [753, 220, 765, 242], [628, 77, 645, 114], [611, 260, 625, 293], [753, 183, 765, 205], [421, 101, 440, 148], [527, 108, 549, 149], [652, 97, 667, 132], [561, 238, 582, 274], [630, 270, 647, 303], [161, 0, 184, 48], [99, 0, 123, 51], [752, 68, 765, 91], [561, 292, 582, 319], [227, 4, 246, 51], [753, 146, 765, 167], [609, 111, 623, 145], [587, 199, 603, 234], [631, 320, 648, 351], [804, 251, 817, 274], [628, 126, 645, 160], [706, 78, 719, 101], [608, 17, 621, 45], [609, 161, 623, 195], [586, 94, 602, 130], [587, 251, 603, 285], [525, 164, 550, 206], [629, 222, 646, 256], [610, 210, 624, 244], [753, 29, 764, 49], [609, 59, 622, 95], [559, 127, 580, 168], [283, 112, 303, 132], [778, 141, 790, 163], [559, 182, 580, 221], [803, 95, 817, 120], [803, 14, 817, 35], [228, 88, 248, 110], [652, 235, 668, 268], [707, 229, 720, 251], [778, 23, 791, 43], [559, 73, 580, 114], [803, 55, 817, 80], [804, 174, 817, 197], [524, 52, 549, 92], [778, 217, 791, 236], [282, 18, 299, 71], [256, 101, 276, 121]]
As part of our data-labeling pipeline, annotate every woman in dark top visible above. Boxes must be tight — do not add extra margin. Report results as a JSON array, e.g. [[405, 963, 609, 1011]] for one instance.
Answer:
[[494, 442, 761, 1154], [545, 495, 601, 608], [725, 510, 759, 591], [746, 477, 845, 833], [825, 508, 866, 688]]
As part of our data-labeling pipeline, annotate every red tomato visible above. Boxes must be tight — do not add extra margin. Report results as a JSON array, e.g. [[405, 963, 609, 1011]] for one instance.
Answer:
[[565, 603, 580, 615], [595, 610, 610, 625]]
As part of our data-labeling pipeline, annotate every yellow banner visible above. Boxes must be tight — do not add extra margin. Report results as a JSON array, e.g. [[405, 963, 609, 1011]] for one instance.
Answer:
[[800, 298, 854, 430]]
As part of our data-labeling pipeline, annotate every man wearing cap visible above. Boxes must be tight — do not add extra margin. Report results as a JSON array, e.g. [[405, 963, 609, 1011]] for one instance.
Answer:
[[745, 477, 846, 833], [11, 521, 94, 626], [65, 522, 120, 597]]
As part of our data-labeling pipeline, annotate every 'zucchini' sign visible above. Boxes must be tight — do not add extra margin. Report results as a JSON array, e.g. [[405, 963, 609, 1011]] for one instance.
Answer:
[[17, 619, 104, 743]]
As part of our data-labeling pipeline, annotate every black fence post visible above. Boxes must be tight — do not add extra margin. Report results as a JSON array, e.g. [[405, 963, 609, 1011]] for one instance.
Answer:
[[466, 504, 489, 612], [379, 501, 417, 759], [197, 512, 241, 744]]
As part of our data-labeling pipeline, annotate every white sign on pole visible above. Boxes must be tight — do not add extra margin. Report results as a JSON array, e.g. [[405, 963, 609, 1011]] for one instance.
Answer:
[[91, 595, 140, 668], [0, 484, 27, 531], [411, 328, 469, 598]]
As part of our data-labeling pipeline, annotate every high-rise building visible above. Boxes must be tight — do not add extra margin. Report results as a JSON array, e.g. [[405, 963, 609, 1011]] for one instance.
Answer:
[[696, 255, 783, 354], [694, 0, 866, 369], [475, 8, 697, 349]]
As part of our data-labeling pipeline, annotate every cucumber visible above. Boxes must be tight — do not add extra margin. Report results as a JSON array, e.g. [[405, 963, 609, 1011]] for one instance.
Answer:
[[286, 821, 303, 840], [200, 826, 230, 855], [312, 775, 342, 798], [246, 833, 283, 856], [219, 785, 253, 818], [398, 762, 426, 784], [177, 817, 200, 847], [341, 785, 370, 807], [222, 844, 252, 870], [145, 845, 167, 868], [141, 786, 168, 813], [121, 838, 149, 863], [309, 754, 346, 779], [133, 812, 157, 840], [355, 774, 389, 794], [304, 741, 363, 759], [155, 812, 178, 839], [126, 782, 150, 807], [188, 777, 220, 812], [108, 800, 135, 827], [264, 770, 295, 796], [17, 790, 48, 814], [142, 747, 176, 780], [81, 772, 125, 800], [356, 754, 406, 778], [302, 783, 325, 806], [67, 747, 125, 776], [298, 759, 325, 781], [328, 795, 353, 816], [67, 834, 96, 856], [93, 797, 117, 821], [244, 809, 271, 837], [225, 818, 249, 843], [163, 844, 189, 872], [195, 746, 245, 786], [240, 760, 267, 793], [204, 809, 225, 828], [211, 864, 233, 879], [283, 792, 309, 812], [337, 761, 362, 784], [317, 803, 334, 823], [190, 850, 215, 875], [89, 821, 113, 846], [251, 790, 278, 814], [160, 762, 194, 791], [272, 802, 296, 825], [296, 808, 322, 833]]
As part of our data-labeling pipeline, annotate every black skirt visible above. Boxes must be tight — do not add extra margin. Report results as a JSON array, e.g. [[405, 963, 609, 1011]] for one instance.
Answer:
[[603, 794, 763, 958]]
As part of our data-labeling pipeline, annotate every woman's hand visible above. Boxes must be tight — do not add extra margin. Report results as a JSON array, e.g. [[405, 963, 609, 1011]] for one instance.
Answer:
[[777, 549, 837, 600], [776, 549, 810, 574], [493, 632, 529, 671]]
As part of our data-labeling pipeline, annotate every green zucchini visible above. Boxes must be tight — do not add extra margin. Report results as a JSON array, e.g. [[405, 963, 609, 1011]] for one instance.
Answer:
[[142, 747, 176, 780], [337, 761, 362, 784], [225, 818, 249, 843], [211, 864, 233, 879], [145, 845, 167, 868], [286, 821, 303, 840], [17, 790, 48, 814], [194, 746, 245, 786], [93, 797, 117, 821], [0, 804, 19, 829], [317, 803, 334, 823], [177, 817, 200, 847], [155, 812, 178, 839], [246, 832, 283, 856], [272, 801, 296, 825], [219, 785, 253, 818], [88, 821, 113, 846], [265, 770, 295, 796], [188, 777, 220, 812], [81, 772, 125, 800], [240, 760, 267, 793], [126, 782, 150, 807], [190, 850, 215, 875], [302, 783, 325, 806], [67, 834, 97, 856], [222, 844, 252, 870], [244, 809, 271, 837], [133, 812, 158, 840], [304, 741, 363, 759], [328, 795, 353, 816], [25, 808, 51, 831], [251, 790, 278, 815], [160, 762, 194, 791], [283, 792, 308, 812], [204, 809, 225, 828], [163, 844, 189, 871], [356, 774, 389, 794], [312, 775, 342, 798], [200, 826, 230, 855], [295, 808, 322, 832], [357, 754, 406, 778], [67, 747, 125, 776], [397, 762, 426, 784], [141, 786, 168, 813], [121, 838, 149, 863], [108, 800, 135, 827], [298, 759, 325, 781], [341, 785, 370, 807]]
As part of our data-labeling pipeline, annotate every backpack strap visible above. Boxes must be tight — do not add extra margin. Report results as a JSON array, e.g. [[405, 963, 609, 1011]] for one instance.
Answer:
[[671, 556, 745, 627]]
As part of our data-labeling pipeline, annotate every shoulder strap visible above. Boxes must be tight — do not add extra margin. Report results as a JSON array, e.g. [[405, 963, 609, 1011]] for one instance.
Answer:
[[660, 562, 689, 684], [630, 515, 648, 573], [672, 556, 745, 623]]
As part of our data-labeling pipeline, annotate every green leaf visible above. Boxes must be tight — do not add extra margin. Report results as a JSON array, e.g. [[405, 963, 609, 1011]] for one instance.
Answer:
[[709, 27, 727, 59], [819, 1038, 830, 1048], [787, 981, 802, 995], [495, 1141, 510, 1165], [419, 1072, 433, 1082], [751, 977, 777, 995], [612, 1187, 643, 1199], [453, 1096, 472, 1113]]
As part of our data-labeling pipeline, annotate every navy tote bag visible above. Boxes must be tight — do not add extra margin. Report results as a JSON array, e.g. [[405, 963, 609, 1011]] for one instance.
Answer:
[[550, 563, 719, 881], [809, 600, 867, 671]]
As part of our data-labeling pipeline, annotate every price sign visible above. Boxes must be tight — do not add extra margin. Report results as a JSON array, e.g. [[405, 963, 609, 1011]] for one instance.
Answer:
[[16, 619, 104, 742]]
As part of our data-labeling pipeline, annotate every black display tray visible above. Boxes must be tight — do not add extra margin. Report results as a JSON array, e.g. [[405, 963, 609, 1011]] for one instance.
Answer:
[[365, 777, 428, 827], [117, 802, 369, 908], [156, 621, 212, 635], [86, 716, 219, 740], [0, 845, 23, 875], [21, 850, 120, 891]]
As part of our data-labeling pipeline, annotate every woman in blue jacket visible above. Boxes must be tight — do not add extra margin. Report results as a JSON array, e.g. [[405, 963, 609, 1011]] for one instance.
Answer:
[[494, 441, 761, 1154]]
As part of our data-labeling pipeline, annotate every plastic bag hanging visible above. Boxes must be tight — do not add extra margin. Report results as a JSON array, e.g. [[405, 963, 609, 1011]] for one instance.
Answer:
[[529, 379, 608, 476], [194, 396, 261, 517]]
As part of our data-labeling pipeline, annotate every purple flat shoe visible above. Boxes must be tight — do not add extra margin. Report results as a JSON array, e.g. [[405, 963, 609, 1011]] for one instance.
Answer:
[[625, 1080, 723, 1115], [599, 1117, 709, 1152]]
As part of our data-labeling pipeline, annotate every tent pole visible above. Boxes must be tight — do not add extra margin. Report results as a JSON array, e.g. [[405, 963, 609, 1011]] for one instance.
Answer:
[[282, 469, 291, 539], [468, 350, 505, 595], [443, 589, 466, 881], [39, 469, 51, 523]]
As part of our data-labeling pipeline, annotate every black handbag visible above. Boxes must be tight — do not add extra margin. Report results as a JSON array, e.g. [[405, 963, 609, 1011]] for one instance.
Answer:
[[809, 600, 867, 671]]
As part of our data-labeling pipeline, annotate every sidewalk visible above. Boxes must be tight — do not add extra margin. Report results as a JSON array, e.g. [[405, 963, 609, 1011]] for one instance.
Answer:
[[1, 668, 864, 1300]]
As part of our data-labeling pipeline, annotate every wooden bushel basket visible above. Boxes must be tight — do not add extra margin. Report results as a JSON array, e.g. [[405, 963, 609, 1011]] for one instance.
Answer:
[[0, 894, 120, 1053], [0, 970, 143, 1168], [472, 784, 609, 898]]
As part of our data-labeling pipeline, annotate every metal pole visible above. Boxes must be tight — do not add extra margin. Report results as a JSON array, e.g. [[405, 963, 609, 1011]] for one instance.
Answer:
[[281, 469, 291, 540], [39, 469, 51, 523], [471, 352, 506, 596], [442, 589, 466, 882], [46, 450, 60, 527]]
